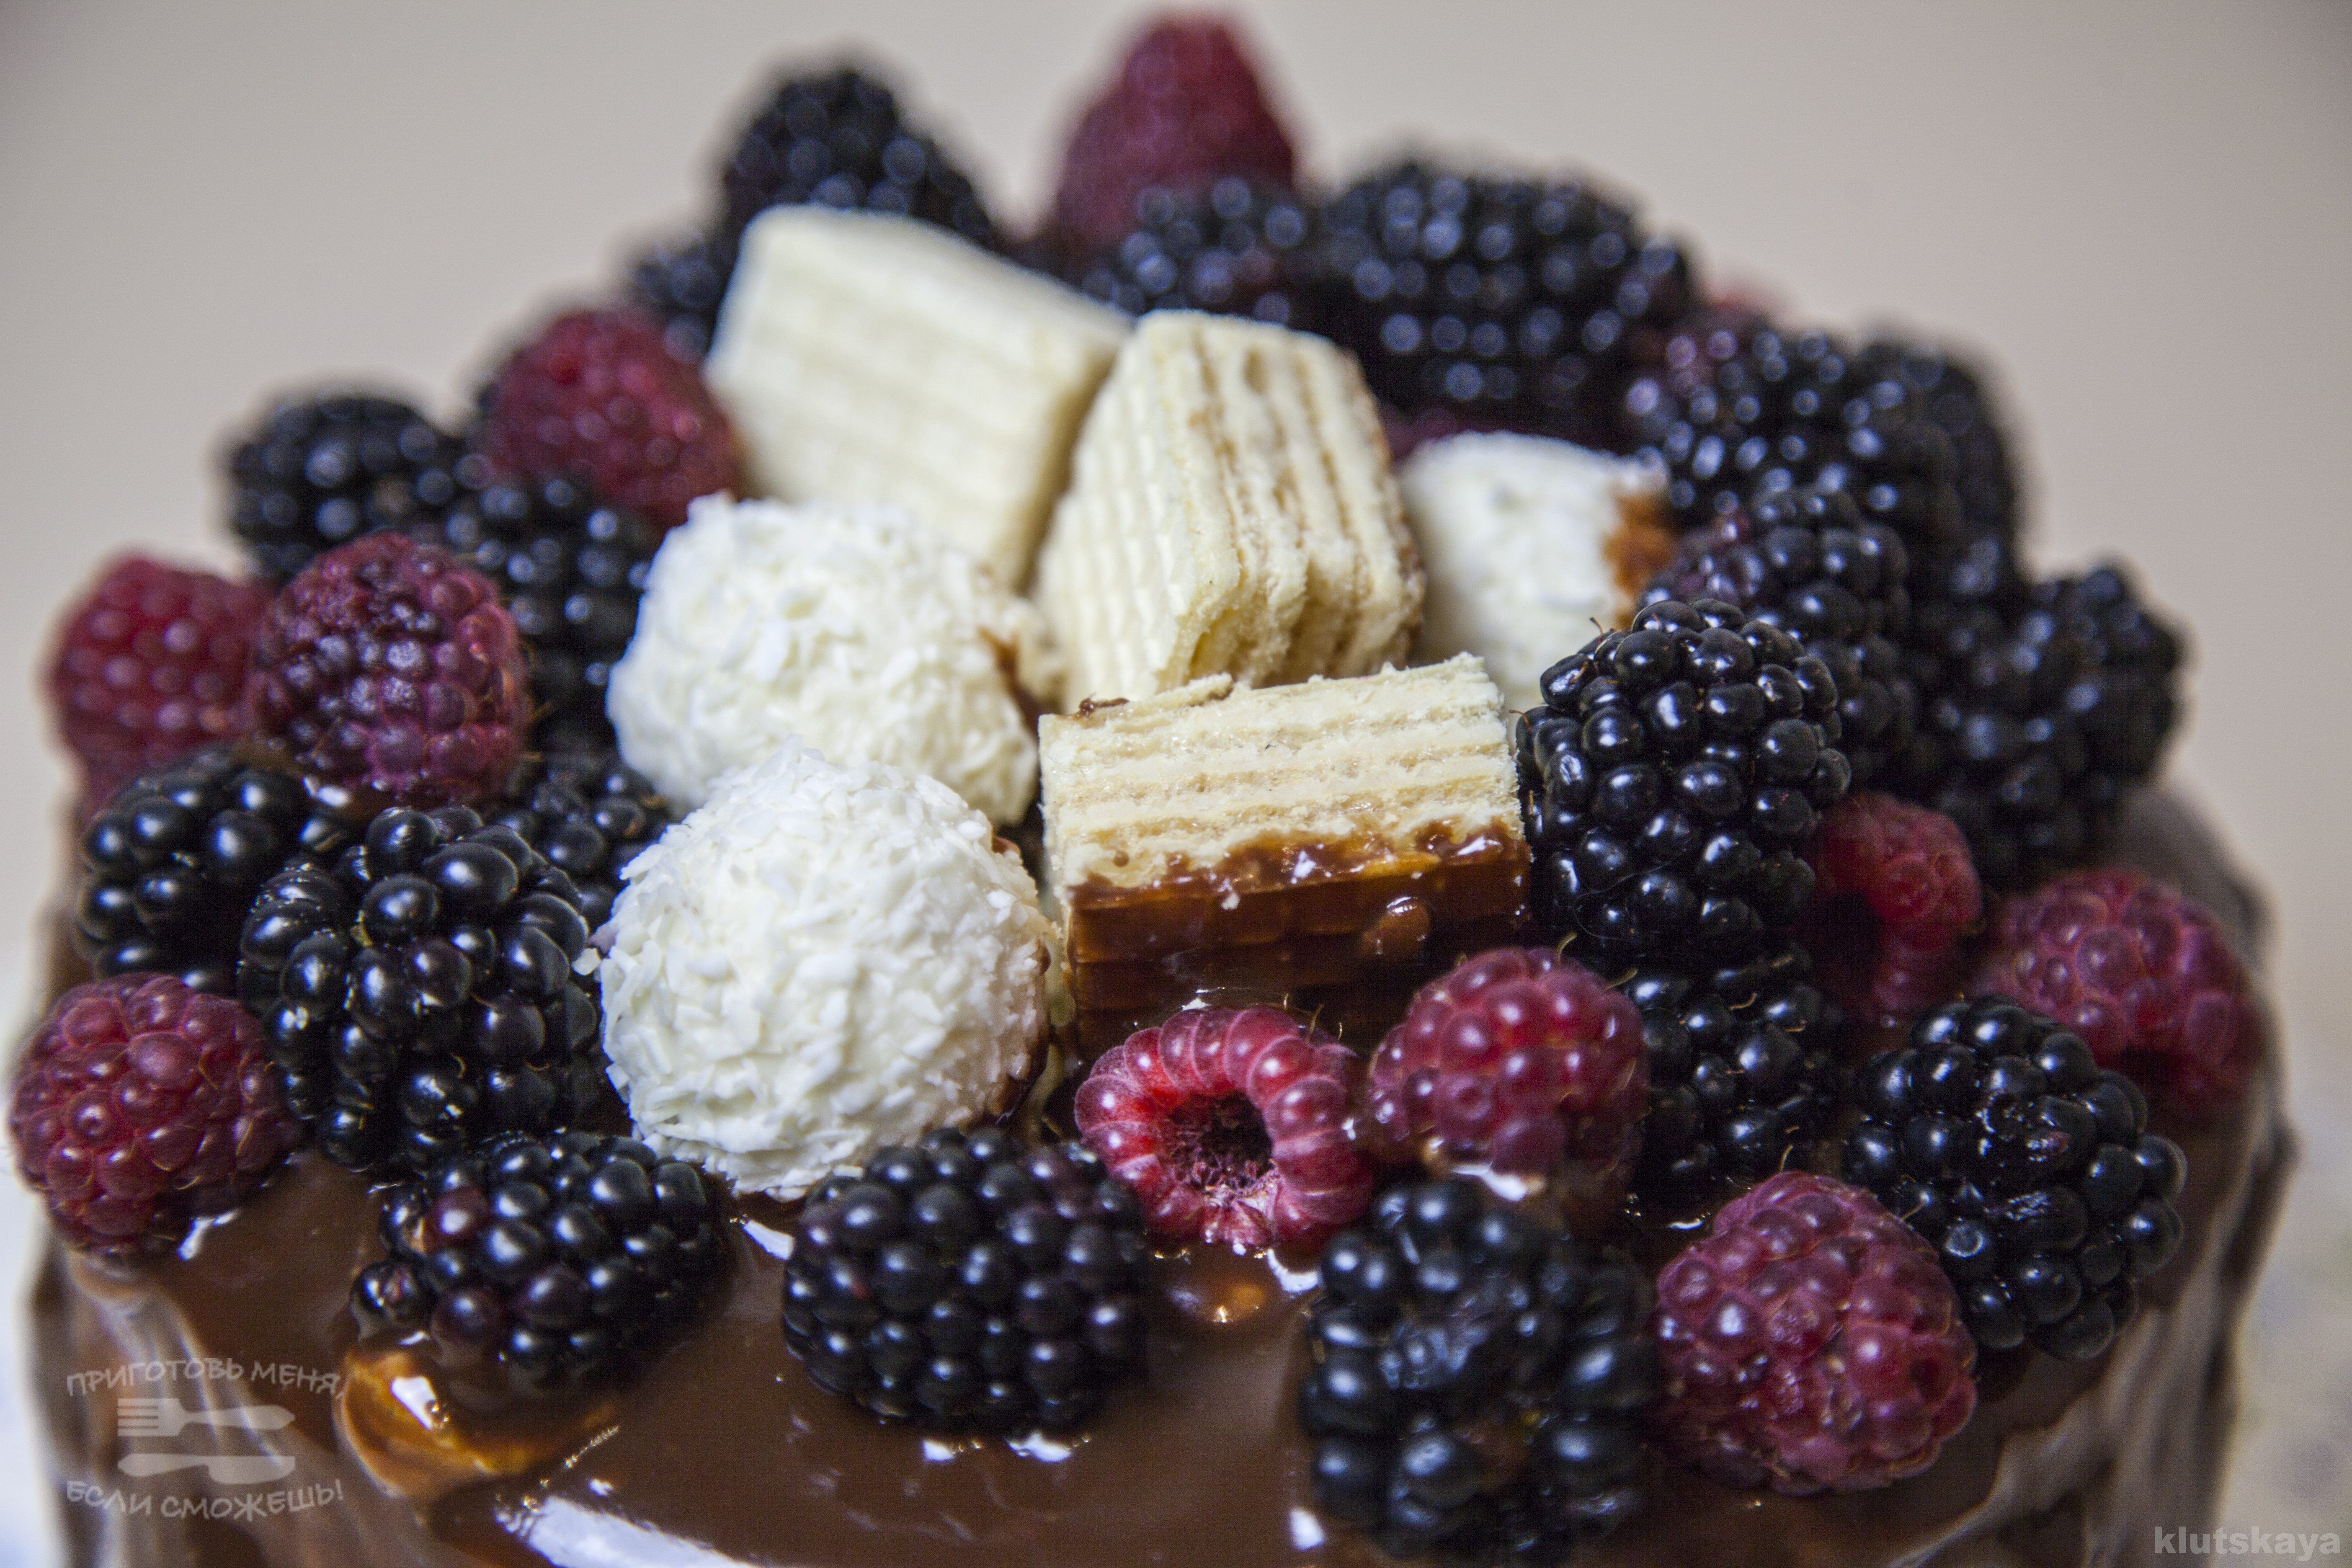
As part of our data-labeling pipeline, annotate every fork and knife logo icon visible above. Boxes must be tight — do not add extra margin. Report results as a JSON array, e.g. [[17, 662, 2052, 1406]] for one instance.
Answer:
[[116, 1397, 297, 1485]]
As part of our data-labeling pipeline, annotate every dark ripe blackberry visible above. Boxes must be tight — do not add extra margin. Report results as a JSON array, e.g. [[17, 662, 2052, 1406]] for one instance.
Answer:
[[721, 67, 998, 258], [238, 805, 603, 1176], [1618, 310, 1966, 586], [351, 1129, 722, 1390], [1297, 1179, 1657, 1565], [1645, 483, 1918, 787], [1854, 340, 2019, 539], [74, 745, 354, 997], [408, 476, 656, 752], [625, 227, 735, 361], [1893, 549, 2182, 890], [484, 751, 675, 932], [226, 392, 481, 583], [1315, 162, 1696, 448], [782, 1127, 1150, 1433], [1518, 599, 1851, 966], [1066, 177, 1323, 330], [1624, 936, 1846, 1204], [1840, 997, 2188, 1361]]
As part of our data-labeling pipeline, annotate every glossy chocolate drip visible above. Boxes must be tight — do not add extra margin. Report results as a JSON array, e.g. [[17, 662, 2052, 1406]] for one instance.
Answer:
[[26, 792, 2291, 1567]]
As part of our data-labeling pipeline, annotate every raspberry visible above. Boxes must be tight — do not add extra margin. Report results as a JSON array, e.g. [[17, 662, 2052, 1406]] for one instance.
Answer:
[[1973, 869, 2260, 1111], [1841, 999, 2188, 1360], [245, 533, 530, 808], [1297, 1180, 1657, 1563], [782, 1127, 1149, 1431], [1802, 791, 1982, 1028], [1074, 1006, 1373, 1251], [1367, 948, 1646, 1184], [1650, 1171, 1976, 1494], [473, 308, 741, 535], [352, 1130, 721, 1390], [10, 974, 302, 1256], [44, 557, 269, 814], [238, 804, 604, 1175], [1052, 17, 1299, 257]]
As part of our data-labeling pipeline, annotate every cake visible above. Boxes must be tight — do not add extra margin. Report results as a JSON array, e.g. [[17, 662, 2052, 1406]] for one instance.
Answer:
[[17, 15, 2288, 1568]]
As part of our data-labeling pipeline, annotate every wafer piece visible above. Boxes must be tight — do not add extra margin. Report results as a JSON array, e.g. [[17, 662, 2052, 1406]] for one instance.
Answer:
[[1039, 655, 1527, 1049], [705, 207, 1128, 587], [1033, 312, 1421, 707], [1401, 432, 1672, 713]]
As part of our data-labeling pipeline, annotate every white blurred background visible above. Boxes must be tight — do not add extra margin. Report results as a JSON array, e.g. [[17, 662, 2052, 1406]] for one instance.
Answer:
[[0, 3, 2346, 1562]]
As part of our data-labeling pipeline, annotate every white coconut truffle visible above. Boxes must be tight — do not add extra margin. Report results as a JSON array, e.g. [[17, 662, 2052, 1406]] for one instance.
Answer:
[[599, 740, 1050, 1200], [607, 495, 1051, 823], [1401, 433, 1673, 712]]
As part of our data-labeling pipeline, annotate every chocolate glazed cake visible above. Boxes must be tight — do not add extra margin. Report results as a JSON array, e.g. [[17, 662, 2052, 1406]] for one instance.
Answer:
[[26, 792, 2288, 1568]]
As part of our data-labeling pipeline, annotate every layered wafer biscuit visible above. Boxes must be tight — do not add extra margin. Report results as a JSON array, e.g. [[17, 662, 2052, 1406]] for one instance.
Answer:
[[1401, 432, 1673, 712], [1038, 655, 1527, 1048], [1033, 312, 1422, 707], [705, 207, 1129, 588]]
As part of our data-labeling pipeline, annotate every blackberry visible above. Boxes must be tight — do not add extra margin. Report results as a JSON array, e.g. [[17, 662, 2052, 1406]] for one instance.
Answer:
[[227, 392, 480, 583], [483, 751, 674, 932], [1065, 177, 1323, 330], [1297, 1179, 1657, 1565], [1841, 998, 2188, 1361], [1517, 599, 1850, 965], [1625, 936, 1845, 1204], [720, 67, 998, 258], [1315, 162, 1696, 448], [625, 227, 734, 361], [1617, 311, 1966, 585], [238, 805, 603, 1176], [1645, 482, 1917, 786], [1894, 549, 2182, 889], [782, 1127, 1150, 1432], [74, 746, 353, 997], [351, 1130, 722, 1390], [1854, 340, 2019, 539], [409, 476, 656, 752]]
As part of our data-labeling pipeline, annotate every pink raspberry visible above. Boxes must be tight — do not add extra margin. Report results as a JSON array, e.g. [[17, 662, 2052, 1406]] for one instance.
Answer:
[[245, 532, 529, 807], [1803, 791, 1982, 1027], [1074, 1006, 1373, 1251], [10, 974, 301, 1257], [1974, 868, 2261, 1111], [475, 308, 740, 534], [1367, 948, 1646, 1178], [44, 556, 269, 815], [1651, 1171, 1976, 1495], [1051, 16, 1299, 257]]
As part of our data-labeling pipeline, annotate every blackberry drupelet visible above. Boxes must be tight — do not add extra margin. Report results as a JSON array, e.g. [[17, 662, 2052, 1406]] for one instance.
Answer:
[[1315, 162, 1695, 448], [75, 746, 353, 997], [1065, 177, 1323, 330], [483, 751, 674, 932], [782, 1126, 1150, 1433], [1894, 550, 2183, 890], [1517, 599, 1850, 965], [411, 476, 656, 753], [626, 227, 735, 361], [1297, 1179, 1657, 1565], [720, 67, 998, 258], [1617, 311, 1967, 585], [238, 805, 603, 1176], [1645, 483, 1917, 786], [351, 1130, 722, 1389], [1855, 339, 2019, 539], [1841, 997, 2188, 1361], [227, 392, 479, 583], [1625, 936, 1845, 1205]]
